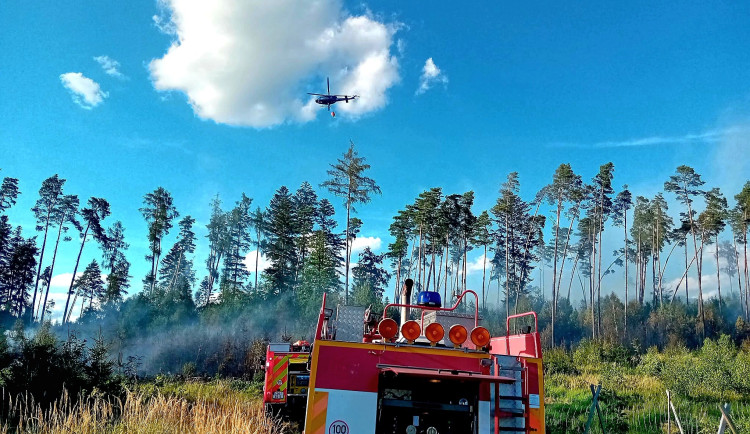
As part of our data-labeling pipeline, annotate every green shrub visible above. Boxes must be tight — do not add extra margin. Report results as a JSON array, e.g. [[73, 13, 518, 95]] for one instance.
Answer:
[[573, 339, 602, 371], [734, 349, 750, 393], [637, 346, 664, 376], [182, 362, 197, 377], [544, 347, 578, 375], [600, 362, 628, 392]]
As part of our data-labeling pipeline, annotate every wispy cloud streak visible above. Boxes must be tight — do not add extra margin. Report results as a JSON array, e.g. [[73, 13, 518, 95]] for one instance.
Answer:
[[554, 126, 750, 149]]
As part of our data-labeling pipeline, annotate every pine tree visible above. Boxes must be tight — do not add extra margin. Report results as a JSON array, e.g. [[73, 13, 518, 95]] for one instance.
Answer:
[[352, 247, 391, 308], [221, 195, 253, 294], [63, 197, 110, 323], [140, 187, 179, 294], [592, 162, 615, 337], [0, 225, 37, 317], [250, 206, 268, 292], [492, 174, 543, 320], [205, 196, 230, 300], [542, 163, 583, 344], [321, 141, 381, 303], [30, 175, 65, 320], [294, 182, 318, 271], [697, 188, 727, 313], [264, 186, 298, 295], [665, 166, 706, 329], [159, 216, 197, 296], [74, 260, 104, 317], [612, 185, 632, 337], [40, 194, 79, 323], [650, 193, 673, 306], [98, 221, 130, 310], [470, 211, 491, 309], [0, 175, 20, 213], [733, 182, 750, 319]]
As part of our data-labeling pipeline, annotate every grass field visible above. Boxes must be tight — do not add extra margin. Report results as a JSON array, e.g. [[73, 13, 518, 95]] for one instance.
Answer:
[[545, 371, 750, 433], [3, 371, 749, 433], [0, 379, 289, 434]]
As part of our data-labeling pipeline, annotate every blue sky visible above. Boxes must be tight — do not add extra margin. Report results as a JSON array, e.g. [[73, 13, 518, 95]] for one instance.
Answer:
[[1, 0, 749, 319]]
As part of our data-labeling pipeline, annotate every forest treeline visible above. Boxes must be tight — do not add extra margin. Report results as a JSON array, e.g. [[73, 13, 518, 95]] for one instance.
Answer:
[[1, 143, 750, 380]]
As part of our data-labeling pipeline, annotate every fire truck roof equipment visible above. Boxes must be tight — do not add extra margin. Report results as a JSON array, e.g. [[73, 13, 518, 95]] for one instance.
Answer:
[[448, 324, 468, 348]]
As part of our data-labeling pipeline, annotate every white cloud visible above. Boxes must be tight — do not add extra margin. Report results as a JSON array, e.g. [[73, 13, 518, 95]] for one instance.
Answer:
[[466, 253, 491, 274], [351, 236, 381, 253], [60, 72, 108, 109], [416, 57, 448, 95], [49, 272, 82, 288], [149, 0, 401, 127], [243, 250, 271, 273], [94, 55, 125, 78]]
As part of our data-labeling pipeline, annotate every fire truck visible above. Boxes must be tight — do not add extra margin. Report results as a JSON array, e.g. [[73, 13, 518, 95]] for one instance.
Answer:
[[263, 339, 312, 418], [303, 288, 545, 434]]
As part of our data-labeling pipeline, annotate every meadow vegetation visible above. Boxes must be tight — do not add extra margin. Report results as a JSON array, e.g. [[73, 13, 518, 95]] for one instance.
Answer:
[[545, 336, 750, 433]]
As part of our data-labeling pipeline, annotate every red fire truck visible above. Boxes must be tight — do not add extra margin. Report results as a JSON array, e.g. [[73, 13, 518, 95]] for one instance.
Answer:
[[303, 291, 545, 434], [263, 340, 312, 418]]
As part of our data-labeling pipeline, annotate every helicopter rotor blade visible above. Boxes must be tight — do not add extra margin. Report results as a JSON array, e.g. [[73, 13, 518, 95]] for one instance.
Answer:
[[307, 93, 326, 96], [327, 77, 330, 95]]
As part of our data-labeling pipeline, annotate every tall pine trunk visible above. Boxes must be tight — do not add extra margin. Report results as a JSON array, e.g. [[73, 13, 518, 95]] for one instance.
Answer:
[[344, 198, 351, 304], [63, 222, 90, 323], [624, 212, 628, 340], [31, 216, 52, 320], [551, 203, 561, 346], [481, 244, 487, 310], [40, 218, 65, 323]]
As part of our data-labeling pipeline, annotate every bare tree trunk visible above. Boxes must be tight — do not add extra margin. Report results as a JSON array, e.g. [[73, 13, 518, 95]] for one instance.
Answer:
[[556, 215, 577, 302], [505, 214, 516, 320], [64, 222, 90, 324], [683, 184, 703, 327], [597, 202, 604, 340], [734, 238, 745, 319], [715, 234, 722, 315], [31, 216, 52, 320], [634, 234, 641, 303], [591, 228, 596, 339], [684, 243, 689, 304], [254, 229, 261, 291], [444, 238, 449, 302], [425, 253, 434, 293], [169, 251, 184, 293], [551, 204, 561, 347], [481, 244, 487, 310], [567, 254, 580, 302], [40, 219, 65, 323], [624, 212, 628, 339], [436, 251, 443, 292], [463, 236, 468, 292], [344, 200, 351, 304], [744, 232, 749, 319], [417, 225, 423, 292]]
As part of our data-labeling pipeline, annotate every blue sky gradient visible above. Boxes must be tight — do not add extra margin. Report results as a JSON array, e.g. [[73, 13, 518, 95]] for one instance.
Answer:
[[1, 1, 749, 319]]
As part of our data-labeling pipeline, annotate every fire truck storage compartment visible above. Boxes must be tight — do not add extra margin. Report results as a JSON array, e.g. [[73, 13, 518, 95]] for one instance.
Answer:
[[376, 369, 479, 434]]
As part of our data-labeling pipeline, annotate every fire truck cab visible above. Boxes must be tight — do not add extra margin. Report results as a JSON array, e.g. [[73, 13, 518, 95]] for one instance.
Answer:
[[303, 291, 545, 434], [263, 339, 311, 418]]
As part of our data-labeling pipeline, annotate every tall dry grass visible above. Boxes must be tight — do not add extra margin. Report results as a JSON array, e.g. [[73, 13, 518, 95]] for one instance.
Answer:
[[0, 382, 289, 434]]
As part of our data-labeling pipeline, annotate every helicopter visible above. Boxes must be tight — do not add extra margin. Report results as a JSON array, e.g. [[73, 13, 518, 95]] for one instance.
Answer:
[[307, 77, 358, 117]]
